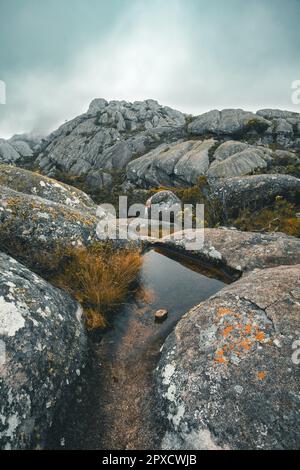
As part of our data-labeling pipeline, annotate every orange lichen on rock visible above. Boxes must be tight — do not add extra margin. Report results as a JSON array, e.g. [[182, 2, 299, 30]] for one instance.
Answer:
[[255, 331, 265, 342], [257, 371, 267, 381], [223, 325, 234, 337], [217, 307, 232, 317], [244, 324, 252, 335], [239, 338, 252, 351], [214, 349, 229, 364]]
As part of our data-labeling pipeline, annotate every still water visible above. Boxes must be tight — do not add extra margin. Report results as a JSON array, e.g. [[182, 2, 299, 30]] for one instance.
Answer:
[[47, 248, 231, 450]]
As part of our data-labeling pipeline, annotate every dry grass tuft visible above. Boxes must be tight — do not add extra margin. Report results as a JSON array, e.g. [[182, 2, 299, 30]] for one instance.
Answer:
[[50, 244, 142, 329], [0, 236, 142, 329]]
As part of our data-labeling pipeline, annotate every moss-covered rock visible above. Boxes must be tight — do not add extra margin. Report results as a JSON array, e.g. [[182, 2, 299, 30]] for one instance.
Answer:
[[0, 252, 87, 449]]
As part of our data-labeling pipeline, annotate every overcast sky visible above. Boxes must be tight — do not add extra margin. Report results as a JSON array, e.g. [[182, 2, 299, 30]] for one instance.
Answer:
[[0, 0, 300, 138]]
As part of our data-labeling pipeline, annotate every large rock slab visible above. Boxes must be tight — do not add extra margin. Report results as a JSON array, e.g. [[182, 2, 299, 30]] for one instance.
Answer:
[[156, 228, 300, 273], [212, 141, 249, 162], [127, 139, 216, 188], [210, 174, 300, 214], [0, 165, 96, 214], [0, 143, 20, 165], [188, 109, 270, 137], [156, 264, 300, 449], [0, 185, 100, 269], [208, 147, 273, 178], [0, 252, 87, 449]]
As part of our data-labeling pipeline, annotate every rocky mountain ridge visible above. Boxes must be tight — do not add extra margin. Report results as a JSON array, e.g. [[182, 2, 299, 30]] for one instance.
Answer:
[[1, 100, 299, 195]]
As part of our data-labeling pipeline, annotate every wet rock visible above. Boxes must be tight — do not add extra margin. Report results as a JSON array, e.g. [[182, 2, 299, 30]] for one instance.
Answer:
[[0, 251, 87, 449], [210, 174, 300, 214], [127, 139, 216, 188], [155, 309, 168, 322], [156, 264, 300, 450], [157, 227, 300, 273]]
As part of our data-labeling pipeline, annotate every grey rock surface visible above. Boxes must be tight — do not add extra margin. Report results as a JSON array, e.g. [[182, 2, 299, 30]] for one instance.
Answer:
[[156, 227, 300, 274], [145, 190, 182, 220], [188, 109, 270, 136], [0, 164, 96, 214], [210, 174, 300, 214], [0, 252, 87, 449], [0, 143, 21, 164], [0, 185, 100, 269], [0, 134, 42, 167], [127, 139, 216, 188], [36, 99, 187, 188], [208, 147, 273, 178], [156, 264, 300, 450]]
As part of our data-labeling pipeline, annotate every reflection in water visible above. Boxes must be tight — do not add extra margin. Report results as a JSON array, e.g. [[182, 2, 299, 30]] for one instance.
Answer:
[[47, 249, 228, 450]]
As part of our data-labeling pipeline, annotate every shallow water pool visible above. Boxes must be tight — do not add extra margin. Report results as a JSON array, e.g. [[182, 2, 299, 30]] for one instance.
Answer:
[[47, 248, 231, 450]]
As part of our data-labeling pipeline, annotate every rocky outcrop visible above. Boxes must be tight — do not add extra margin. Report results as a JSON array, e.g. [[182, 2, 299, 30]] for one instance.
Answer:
[[156, 264, 300, 450], [0, 252, 87, 449], [36, 99, 187, 190], [0, 185, 100, 269], [258, 109, 300, 148], [0, 143, 20, 165], [156, 228, 300, 273], [188, 109, 271, 137], [127, 139, 216, 188], [0, 164, 96, 214], [208, 145, 273, 178], [0, 134, 41, 167], [210, 174, 300, 214], [9, 103, 295, 192]]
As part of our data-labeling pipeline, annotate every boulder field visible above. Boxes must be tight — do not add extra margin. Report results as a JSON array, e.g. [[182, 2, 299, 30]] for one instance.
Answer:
[[0, 99, 300, 450], [152, 228, 300, 449]]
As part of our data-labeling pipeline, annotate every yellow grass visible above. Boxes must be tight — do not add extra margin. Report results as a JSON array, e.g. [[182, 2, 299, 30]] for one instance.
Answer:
[[51, 244, 142, 329]]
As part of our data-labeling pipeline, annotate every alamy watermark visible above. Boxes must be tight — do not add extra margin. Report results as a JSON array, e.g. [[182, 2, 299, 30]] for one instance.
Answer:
[[292, 339, 300, 365], [0, 339, 6, 366], [0, 80, 6, 104], [291, 80, 300, 105]]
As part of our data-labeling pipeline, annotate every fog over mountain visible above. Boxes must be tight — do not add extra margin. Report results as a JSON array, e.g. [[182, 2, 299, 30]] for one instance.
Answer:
[[0, 0, 300, 138]]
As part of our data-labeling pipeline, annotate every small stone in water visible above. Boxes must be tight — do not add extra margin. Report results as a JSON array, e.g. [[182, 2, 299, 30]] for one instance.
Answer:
[[155, 309, 168, 322]]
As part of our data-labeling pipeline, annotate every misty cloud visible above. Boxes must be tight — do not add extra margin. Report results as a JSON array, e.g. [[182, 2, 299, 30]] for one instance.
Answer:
[[0, 0, 300, 138]]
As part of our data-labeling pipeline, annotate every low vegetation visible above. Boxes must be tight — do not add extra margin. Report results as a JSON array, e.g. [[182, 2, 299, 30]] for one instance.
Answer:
[[49, 244, 142, 329], [52, 169, 300, 239], [1, 238, 142, 330], [231, 197, 300, 237]]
